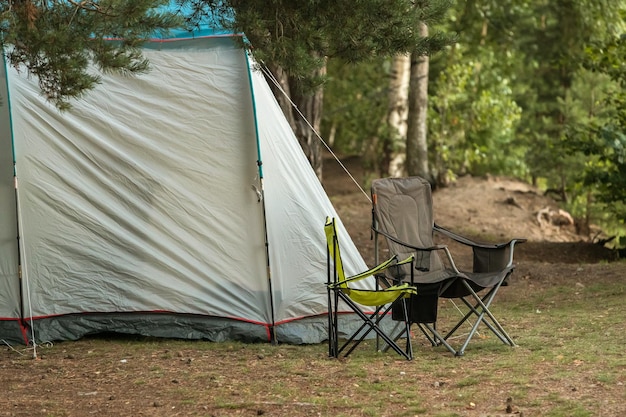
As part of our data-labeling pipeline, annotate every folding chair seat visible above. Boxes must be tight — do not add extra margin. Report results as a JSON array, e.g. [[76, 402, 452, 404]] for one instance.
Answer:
[[371, 177, 526, 356], [324, 217, 417, 360]]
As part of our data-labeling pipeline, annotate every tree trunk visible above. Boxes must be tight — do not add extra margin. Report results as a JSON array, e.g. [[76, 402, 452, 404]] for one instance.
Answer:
[[406, 22, 431, 181], [266, 60, 326, 180], [385, 54, 411, 177]]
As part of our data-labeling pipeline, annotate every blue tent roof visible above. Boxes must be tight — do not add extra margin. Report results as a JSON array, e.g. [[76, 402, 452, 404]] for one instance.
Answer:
[[157, 2, 237, 40]]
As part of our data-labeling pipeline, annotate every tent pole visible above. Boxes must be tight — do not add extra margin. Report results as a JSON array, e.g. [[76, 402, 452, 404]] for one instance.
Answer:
[[3, 54, 34, 352], [245, 50, 277, 344], [13, 174, 37, 357], [13, 175, 24, 330], [257, 172, 277, 344]]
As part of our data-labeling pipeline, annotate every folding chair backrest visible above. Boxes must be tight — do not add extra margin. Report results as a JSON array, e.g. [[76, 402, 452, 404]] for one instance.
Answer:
[[372, 177, 445, 282]]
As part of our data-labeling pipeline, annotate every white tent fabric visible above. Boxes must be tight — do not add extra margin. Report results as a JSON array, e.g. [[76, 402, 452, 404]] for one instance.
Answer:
[[0, 58, 22, 343], [0, 35, 368, 345]]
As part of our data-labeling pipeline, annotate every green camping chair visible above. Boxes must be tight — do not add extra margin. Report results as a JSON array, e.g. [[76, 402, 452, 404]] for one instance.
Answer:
[[371, 177, 526, 356], [325, 217, 417, 360]]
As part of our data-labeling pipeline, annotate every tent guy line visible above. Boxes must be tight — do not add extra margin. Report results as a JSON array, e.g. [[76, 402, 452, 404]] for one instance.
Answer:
[[257, 63, 371, 203]]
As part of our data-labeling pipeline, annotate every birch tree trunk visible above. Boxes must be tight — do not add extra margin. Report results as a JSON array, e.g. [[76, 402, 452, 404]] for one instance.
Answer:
[[386, 54, 411, 177], [406, 22, 431, 181]]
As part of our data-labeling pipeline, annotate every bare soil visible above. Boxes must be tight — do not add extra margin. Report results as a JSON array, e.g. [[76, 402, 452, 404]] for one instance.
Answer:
[[1, 155, 624, 417], [322, 155, 619, 268]]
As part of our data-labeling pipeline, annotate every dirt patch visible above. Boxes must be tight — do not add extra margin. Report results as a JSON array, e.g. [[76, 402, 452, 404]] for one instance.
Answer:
[[322, 154, 618, 266]]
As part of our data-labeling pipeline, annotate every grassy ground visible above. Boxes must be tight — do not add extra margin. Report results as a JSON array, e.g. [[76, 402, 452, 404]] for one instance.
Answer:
[[3, 169, 625, 416], [2, 270, 624, 417]]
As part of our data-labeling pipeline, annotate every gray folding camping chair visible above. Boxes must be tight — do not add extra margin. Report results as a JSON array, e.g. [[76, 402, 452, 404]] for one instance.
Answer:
[[371, 177, 526, 356]]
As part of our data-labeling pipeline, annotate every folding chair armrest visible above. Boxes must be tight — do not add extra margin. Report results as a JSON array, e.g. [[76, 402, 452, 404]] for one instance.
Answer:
[[396, 254, 416, 265], [478, 238, 526, 270], [373, 226, 458, 273], [435, 224, 527, 271], [502, 238, 526, 268], [434, 223, 526, 249], [329, 253, 415, 289]]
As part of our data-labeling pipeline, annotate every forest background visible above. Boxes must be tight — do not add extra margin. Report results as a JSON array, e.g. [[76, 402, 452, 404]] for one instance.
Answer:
[[2, 0, 626, 245], [319, 1, 626, 247]]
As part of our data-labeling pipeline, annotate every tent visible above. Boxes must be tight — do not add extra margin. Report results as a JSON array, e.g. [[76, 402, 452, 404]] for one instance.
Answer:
[[0, 30, 368, 346]]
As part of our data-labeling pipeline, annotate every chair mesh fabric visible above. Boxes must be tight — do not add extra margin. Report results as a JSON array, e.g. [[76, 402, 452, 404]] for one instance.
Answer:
[[372, 177, 453, 284]]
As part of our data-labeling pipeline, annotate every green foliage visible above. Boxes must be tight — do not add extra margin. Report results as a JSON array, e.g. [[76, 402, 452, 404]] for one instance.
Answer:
[[554, 32, 626, 234], [428, 44, 523, 178], [186, 0, 455, 94], [1, 1, 181, 110], [322, 58, 389, 157], [426, 0, 626, 236], [323, 0, 626, 234]]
